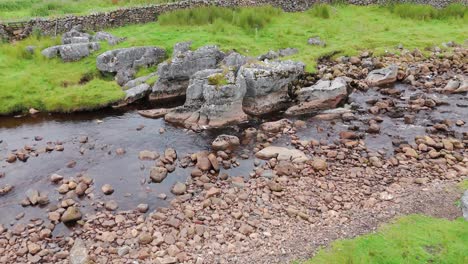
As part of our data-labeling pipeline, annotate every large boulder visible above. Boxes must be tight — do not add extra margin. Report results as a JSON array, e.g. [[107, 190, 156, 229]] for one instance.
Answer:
[[97, 46, 166, 87], [366, 65, 398, 86], [62, 26, 91, 45], [285, 77, 349, 115], [165, 68, 247, 129], [41, 42, 100, 62], [96, 46, 166, 73], [150, 43, 225, 102], [240, 60, 305, 115]]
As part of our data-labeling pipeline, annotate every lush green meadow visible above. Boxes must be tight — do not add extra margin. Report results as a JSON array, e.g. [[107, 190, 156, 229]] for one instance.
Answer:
[[0, 4, 466, 114], [0, 0, 176, 20], [302, 215, 468, 264]]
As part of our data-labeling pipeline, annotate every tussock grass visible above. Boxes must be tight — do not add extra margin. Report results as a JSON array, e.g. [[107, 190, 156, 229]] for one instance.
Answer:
[[389, 3, 468, 20], [0, 4, 466, 114], [158, 6, 282, 32], [303, 215, 468, 264], [307, 4, 331, 19]]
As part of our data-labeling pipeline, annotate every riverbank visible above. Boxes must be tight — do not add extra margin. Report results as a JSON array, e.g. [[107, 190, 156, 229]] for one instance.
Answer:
[[0, 4, 466, 115]]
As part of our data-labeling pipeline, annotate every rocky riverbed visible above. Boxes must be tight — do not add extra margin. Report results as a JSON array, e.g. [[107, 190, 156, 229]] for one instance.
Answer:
[[0, 45, 467, 263]]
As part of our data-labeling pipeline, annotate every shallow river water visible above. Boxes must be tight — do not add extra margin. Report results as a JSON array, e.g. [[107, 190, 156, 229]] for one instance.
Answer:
[[0, 84, 466, 236]]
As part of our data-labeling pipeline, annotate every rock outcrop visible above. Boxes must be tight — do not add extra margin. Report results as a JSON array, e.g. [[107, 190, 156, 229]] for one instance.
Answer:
[[41, 42, 100, 62], [96, 46, 166, 86], [285, 77, 349, 115], [150, 43, 225, 102], [92, 31, 125, 45], [365, 64, 398, 86], [240, 60, 305, 115], [165, 68, 248, 129], [443, 75, 468, 94]]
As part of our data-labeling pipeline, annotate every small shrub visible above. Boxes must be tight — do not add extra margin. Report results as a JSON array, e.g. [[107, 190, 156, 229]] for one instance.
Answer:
[[307, 4, 331, 19]]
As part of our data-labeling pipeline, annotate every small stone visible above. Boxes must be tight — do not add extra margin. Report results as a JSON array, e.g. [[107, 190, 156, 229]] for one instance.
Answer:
[[171, 182, 187, 195], [115, 148, 126, 155], [70, 238, 89, 264], [137, 203, 149, 213], [311, 159, 327, 171], [150, 167, 168, 183], [139, 233, 153, 245], [101, 184, 114, 195], [105, 200, 118, 211], [61, 206, 82, 223], [78, 136, 88, 143], [205, 187, 221, 199], [139, 150, 159, 160]]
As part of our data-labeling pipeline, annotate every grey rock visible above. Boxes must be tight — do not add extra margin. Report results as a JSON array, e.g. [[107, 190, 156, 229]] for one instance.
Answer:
[[173, 41, 192, 55], [165, 68, 247, 128], [286, 77, 349, 115], [115, 68, 136, 87], [25, 189, 40, 205], [124, 72, 157, 90], [92, 31, 124, 45], [151, 44, 225, 102], [117, 246, 130, 257], [96, 46, 166, 73], [41, 42, 100, 62], [221, 52, 248, 70], [462, 190, 468, 221], [366, 65, 398, 86], [257, 50, 279, 61], [121, 83, 151, 105], [69, 238, 89, 264], [308, 36, 326, 47], [278, 48, 298, 57], [62, 28, 91, 45], [240, 60, 305, 115], [25, 45, 36, 54]]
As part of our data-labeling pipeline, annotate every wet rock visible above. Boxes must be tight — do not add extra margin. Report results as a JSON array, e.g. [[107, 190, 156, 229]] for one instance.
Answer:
[[25, 189, 40, 205], [366, 65, 398, 86], [139, 150, 159, 160], [69, 238, 89, 264], [105, 200, 119, 211], [260, 119, 290, 133], [368, 123, 380, 134], [196, 152, 212, 171], [101, 184, 114, 195], [212, 135, 240, 151], [138, 108, 172, 119], [137, 203, 149, 213], [286, 77, 349, 115], [29, 108, 40, 115], [150, 167, 168, 183], [75, 182, 88, 196], [241, 60, 305, 115], [151, 44, 225, 102], [42, 42, 100, 62], [165, 68, 248, 128], [6, 153, 16, 163], [0, 185, 13, 196], [171, 182, 187, 195], [78, 136, 88, 143], [61, 206, 82, 223], [443, 75, 467, 94], [255, 146, 308, 163]]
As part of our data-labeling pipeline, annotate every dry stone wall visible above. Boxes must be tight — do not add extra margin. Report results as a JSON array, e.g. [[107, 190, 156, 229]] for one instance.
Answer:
[[0, 0, 465, 42]]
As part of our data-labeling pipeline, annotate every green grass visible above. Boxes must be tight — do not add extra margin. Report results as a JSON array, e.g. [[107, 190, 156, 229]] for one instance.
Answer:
[[303, 215, 468, 264], [0, 0, 176, 21], [0, 4, 467, 114]]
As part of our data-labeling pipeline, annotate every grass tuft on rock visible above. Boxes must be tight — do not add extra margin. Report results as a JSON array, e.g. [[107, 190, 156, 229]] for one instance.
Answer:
[[303, 215, 468, 264]]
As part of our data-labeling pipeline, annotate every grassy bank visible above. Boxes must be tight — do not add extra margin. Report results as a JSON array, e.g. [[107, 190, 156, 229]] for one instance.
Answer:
[[0, 0, 176, 21], [0, 4, 466, 114], [302, 215, 468, 264]]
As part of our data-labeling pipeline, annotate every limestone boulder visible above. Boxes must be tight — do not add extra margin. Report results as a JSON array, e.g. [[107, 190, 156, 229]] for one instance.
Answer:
[[240, 60, 305, 115], [285, 77, 349, 115], [150, 43, 225, 102], [366, 65, 398, 86]]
